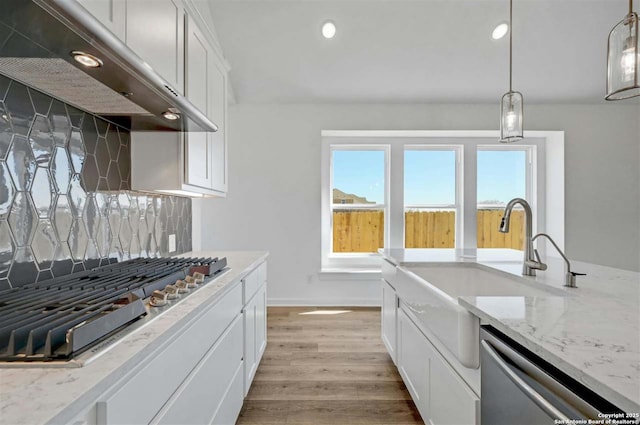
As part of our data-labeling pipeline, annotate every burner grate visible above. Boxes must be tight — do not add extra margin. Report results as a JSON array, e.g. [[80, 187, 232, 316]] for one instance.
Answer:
[[0, 257, 226, 361]]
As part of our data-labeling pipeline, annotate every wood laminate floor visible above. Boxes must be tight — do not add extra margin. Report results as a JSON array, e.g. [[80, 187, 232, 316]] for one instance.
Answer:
[[238, 307, 423, 425]]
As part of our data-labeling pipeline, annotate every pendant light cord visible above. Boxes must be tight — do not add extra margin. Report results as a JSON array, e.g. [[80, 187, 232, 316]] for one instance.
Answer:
[[509, 0, 513, 92]]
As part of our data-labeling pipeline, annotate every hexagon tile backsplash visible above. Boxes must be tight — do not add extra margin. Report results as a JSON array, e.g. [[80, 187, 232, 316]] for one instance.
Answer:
[[0, 75, 192, 289]]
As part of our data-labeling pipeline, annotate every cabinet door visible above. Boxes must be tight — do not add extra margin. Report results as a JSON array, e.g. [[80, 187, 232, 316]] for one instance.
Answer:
[[381, 279, 397, 363], [185, 132, 212, 189], [184, 14, 213, 189], [208, 58, 227, 193], [76, 0, 126, 41], [397, 309, 430, 421], [126, 0, 184, 94], [255, 284, 267, 359], [243, 295, 258, 396], [152, 315, 244, 425], [185, 14, 208, 113], [427, 344, 479, 425]]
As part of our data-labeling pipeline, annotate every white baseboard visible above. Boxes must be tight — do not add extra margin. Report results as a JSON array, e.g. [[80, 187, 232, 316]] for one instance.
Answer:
[[268, 298, 381, 307]]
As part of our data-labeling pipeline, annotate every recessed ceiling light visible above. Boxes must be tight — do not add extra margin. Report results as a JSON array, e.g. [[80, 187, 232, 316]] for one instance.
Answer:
[[322, 21, 336, 39], [492, 22, 509, 40], [162, 111, 180, 120], [71, 51, 103, 68]]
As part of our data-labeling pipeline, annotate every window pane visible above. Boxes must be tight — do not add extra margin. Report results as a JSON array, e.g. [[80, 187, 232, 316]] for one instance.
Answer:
[[332, 150, 384, 205], [404, 150, 456, 206], [332, 150, 385, 253], [477, 150, 526, 205], [332, 209, 384, 253], [477, 150, 527, 250], [405, 208, 455, 248], [404, 150, 456, 248]]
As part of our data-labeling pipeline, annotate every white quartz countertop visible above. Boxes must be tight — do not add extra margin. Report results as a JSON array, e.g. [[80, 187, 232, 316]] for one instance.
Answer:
[[0, 251, 268, 425], [381, 248, 640, 413]]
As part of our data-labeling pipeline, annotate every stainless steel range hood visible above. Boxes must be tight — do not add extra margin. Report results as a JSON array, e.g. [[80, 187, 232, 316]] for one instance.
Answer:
[[0, 0, 218, 132]]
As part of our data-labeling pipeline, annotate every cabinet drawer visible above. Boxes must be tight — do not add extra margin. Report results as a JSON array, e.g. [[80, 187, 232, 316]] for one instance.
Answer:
[[212, 361, 244, 425], [152, 315, 243, 425], [96, 283, 242, 425], [243, 267, 260, 303]]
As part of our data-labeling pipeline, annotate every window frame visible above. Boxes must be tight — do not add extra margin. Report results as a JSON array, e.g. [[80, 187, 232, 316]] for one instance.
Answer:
[[321, 131, 556, 273], [322, 143, 390, 270], [476, 144, 538, 251]]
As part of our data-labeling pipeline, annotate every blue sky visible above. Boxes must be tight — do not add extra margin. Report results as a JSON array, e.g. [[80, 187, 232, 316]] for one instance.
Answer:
[[332, 150, 526, 205]]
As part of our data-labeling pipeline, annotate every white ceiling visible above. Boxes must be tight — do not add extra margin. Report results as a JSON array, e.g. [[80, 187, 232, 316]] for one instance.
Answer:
[[204, 0, 634, 104]]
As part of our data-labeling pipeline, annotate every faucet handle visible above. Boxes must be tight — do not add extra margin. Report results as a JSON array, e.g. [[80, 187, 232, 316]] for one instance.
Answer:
[[532, 249, 548, 271]]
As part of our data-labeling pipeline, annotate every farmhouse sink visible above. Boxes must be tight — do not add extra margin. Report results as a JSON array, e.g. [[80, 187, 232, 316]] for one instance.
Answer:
[[391, 264, 566, 369]]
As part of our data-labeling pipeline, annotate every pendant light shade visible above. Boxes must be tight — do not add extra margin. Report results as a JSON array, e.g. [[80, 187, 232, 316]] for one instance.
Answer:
[[500, 91, 523, 143], [606, 1, 640, 100], [499, 0, 524, 143]]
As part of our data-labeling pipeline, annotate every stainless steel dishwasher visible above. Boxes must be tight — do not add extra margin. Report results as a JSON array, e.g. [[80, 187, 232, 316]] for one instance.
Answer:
[[481, 326, 628, 425]]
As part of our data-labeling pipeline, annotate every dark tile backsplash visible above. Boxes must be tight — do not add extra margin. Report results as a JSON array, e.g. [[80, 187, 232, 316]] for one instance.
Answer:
[[0, 76, 192, 289]]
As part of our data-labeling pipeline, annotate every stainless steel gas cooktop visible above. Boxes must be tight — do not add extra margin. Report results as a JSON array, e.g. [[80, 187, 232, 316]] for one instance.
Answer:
[[0, 256, 228, 366]]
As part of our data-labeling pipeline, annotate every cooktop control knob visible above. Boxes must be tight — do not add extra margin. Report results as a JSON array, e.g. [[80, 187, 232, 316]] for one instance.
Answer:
[[184, 275, 198, 289], [164, 284, 179, 299], [193, 272, 205, 284], [175, 280, 190, 293], [149, 290, 168, 307]]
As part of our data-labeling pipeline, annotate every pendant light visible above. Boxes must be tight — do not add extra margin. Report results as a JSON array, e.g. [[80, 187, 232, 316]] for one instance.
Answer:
[[606, 0, 640, 100], [499, 0, 523, 143]]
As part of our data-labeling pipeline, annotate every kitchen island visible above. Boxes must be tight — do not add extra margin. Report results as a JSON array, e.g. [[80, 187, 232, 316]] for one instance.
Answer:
[[0, 251, 268, 425], [381, 248, 640, 416]]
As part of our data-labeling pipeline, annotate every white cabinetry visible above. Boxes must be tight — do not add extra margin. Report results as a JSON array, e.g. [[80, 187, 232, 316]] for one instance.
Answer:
[[184, 13, 227, 194], [91, 259, 269, 425], [152, 316, 243, 425], [396, 307, 480, 425], [97, 282, 243, 425], [207, 59, 227, 193], [78, 0, 229, 198], [76, 0, 126, 41], [428, 346, 479, 425], [243, 263, 268, 395], [381, 279, 398, 363], [397, 308, 430, 419], [77, 0, 184, 93], [126, 0, 184, 94]]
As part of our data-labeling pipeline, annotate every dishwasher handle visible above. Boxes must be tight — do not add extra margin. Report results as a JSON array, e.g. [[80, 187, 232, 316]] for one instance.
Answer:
[[481, 340, 572, 422]]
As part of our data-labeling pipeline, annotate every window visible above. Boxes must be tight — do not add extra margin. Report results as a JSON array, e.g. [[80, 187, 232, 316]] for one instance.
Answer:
[[321, 131, 556, 272], [477, 147, 533, 251], [331, 148, 387, 253], [404, 148, 460, 248]]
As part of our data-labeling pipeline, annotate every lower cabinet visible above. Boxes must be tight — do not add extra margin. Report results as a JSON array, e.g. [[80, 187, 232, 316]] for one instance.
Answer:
[[152, 315, 244, 424], [396, 308, 480, 425], [397, 308, 430, 419], [381, 279, 398, 363], [93, 260, 268, 425], [243, 263, 267, 395]]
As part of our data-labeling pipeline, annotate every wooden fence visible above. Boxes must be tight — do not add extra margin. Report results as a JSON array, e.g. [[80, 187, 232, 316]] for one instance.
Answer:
[[332, 209, 524, 252]]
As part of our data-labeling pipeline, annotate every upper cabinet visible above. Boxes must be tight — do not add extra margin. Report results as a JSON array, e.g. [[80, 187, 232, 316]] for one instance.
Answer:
[[76, 0, 126, 41], [208, 56, 228, 193], [126, 0, 185, 94], [78, 0, 185, 93], [77, 0, 229, 197], [184, 13, 227, 194]]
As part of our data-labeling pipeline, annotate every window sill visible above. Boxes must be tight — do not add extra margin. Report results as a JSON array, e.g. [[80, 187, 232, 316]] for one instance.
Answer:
[[318, 268, 382, 281]]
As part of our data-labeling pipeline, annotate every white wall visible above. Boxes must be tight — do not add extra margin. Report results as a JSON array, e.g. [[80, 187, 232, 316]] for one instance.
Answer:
[[196, 103, 640, 306]]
